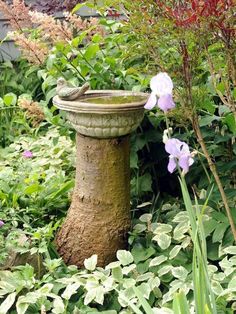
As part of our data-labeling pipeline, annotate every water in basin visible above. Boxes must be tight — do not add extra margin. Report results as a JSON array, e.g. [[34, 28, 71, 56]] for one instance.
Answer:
[[81, 95, 147, 105]]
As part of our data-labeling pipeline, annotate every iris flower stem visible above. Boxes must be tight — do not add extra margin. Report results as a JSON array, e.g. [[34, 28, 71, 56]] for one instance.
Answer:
[[164, 114, 172, 139]]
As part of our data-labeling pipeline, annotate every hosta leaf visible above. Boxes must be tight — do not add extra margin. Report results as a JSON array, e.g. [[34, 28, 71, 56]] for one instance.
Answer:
[[0, 292, 16, 314], [95, 286, 105, 305], [153, 234, 171, 250], [123, 278, 136, 289], [223, 246, 236, 255], [84, 289, 96, 305], [84, 254, 97, 271], [136, 272, 154, 282], [158, 265, 172, 277], [132, 246, 156, 263], [169, 246, 182, 259], [61, 283, 81, 300], [173, 224, 190, 240], [112, 267, 123, 282], [137, 283, 151, 299], [148, 277, 161, 290], [228, 276, 236, 289], [153, 224, 172, 234], [117, 250, 134, 266], [106, 261, 121, 270], [122, 264, 136, 275], [139, 214, 152, 222], [173, 212, 189, 223], [172, 267, 188, 280], [16, 302, 28, 314], [212, 223, 228, 243], [211, 281, 224, 295], [133, 224, 147, 233], [149, 255, 167, 267], [52, 297, 65, 314]]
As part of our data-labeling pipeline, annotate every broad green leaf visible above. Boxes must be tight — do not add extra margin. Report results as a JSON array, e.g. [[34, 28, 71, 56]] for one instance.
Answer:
[[16, 302, 28, 314], [223, 246, 236, 255], [212, 223, 228, 243], [95, 286, 105, 305], [169, 246, 182, 259], [153, 233, 171, 250], [84, 289, 96, 305], [132, 246, 156, 263], [61, 283, 80, 300], [228, 276, 236, 289], [133, 224, 147, 233], [153, 224, 172, 234], [117, 250, 133, 266], [0, 292, 16, 314], [211, 281, 223, 295], [24, 183, 40, 195], [148, 277, 160, 290], [173, 212, 189, 223], [112, 267, 123, 282], [52, 297, 65, 314], [106, 261, 121, 270], [123, 278, 136, 289], [84, 44, 100, 60], [3, 93, 17, 107], [138, 173, 153, 192], [199, 115, 220, 127], [136, 272, 154, 282], [173, 224, 190, 240], [139, 213, 152, 223], [149, 255, 168, 267], [158, 265, 172, 277], [130, 150, 138, 168], [172, 267, 188, 280], [224, 113, 236, 134], [84, 254, 97, 271], [122, 264, 136, 275]]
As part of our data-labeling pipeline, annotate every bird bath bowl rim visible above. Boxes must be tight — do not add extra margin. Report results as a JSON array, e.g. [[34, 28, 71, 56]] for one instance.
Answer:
[[53, 90, 149, 114]]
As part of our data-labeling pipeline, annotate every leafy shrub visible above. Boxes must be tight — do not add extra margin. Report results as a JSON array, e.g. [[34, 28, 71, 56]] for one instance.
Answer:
[[0, 210, 235, 313]]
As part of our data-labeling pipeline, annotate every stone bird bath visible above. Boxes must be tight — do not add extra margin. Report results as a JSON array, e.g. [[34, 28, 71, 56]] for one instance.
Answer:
[[53, 90, 148, 267]]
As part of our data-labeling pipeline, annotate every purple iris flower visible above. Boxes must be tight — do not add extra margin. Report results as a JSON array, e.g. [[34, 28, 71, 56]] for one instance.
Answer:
[[165, 138, 194, 174], [144, 72, 176, 112], [0, 220, 4, 228], [22, 150, 33, 158]]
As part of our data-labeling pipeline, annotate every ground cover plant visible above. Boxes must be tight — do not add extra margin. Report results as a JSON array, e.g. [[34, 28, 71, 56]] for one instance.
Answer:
[[0, 0, 235, 313]]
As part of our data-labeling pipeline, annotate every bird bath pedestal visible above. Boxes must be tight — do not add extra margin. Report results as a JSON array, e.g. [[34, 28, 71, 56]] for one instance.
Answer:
[[53, 90, 148, 267]]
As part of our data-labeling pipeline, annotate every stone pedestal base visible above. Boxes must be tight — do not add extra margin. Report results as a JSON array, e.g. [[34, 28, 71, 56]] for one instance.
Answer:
[[56, 133, 131, 267]]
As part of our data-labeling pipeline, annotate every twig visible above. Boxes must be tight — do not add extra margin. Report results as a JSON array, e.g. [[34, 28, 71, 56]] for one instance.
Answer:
[[192, 114, 236, 241]]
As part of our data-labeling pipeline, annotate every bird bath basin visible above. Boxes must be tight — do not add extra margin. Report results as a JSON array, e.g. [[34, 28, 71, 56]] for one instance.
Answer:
[[53, 90, 148, 267], [53, 90, 147, 138]]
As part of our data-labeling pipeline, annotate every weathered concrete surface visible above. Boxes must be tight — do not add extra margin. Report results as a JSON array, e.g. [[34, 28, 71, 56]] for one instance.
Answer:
[[56, 134, 131, 267]]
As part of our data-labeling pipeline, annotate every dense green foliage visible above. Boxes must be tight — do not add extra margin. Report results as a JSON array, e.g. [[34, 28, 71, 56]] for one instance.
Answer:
[[0, 1, 235, 313]]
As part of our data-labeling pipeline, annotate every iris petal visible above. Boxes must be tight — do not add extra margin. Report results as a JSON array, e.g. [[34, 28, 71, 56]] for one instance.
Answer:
[[157, 94, 175, 112], [150, 72, 173, 96], [167, 156, 177, 173], [179, 155, 190, 173], [165, 138, 182, 157], [144, 92, 157, 110]]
